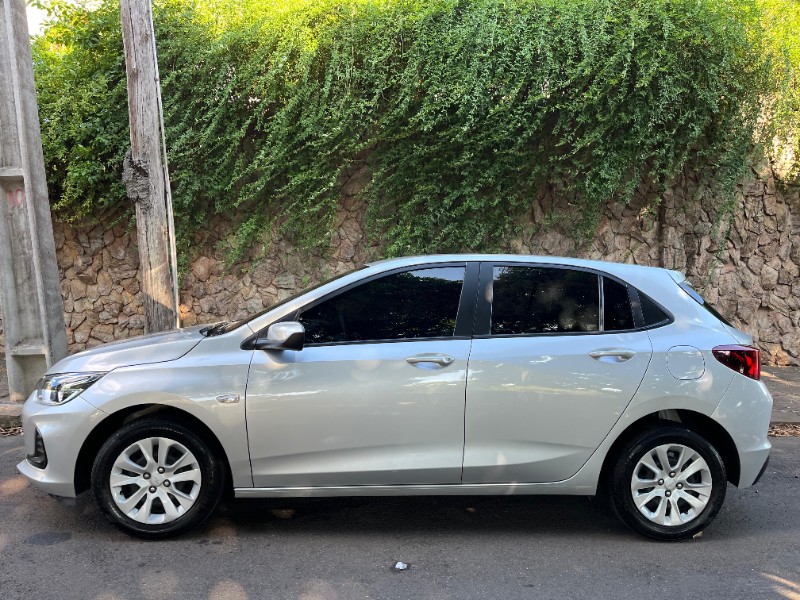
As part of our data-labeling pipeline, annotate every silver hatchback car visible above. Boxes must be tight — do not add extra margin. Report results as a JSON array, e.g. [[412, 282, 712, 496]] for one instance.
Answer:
[[18, 255, 772, 540]]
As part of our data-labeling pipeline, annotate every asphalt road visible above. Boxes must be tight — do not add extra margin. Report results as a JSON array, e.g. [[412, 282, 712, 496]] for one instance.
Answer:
[[1, 435, 799, 600]]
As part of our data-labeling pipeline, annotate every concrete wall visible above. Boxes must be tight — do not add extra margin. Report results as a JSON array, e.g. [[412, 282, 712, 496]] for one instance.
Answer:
[[0, 165, 798, 364]]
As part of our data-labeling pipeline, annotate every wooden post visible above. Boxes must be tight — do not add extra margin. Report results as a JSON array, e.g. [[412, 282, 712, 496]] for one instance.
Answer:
[[0, 0, 68, 402], [120, 0, 179, 333]]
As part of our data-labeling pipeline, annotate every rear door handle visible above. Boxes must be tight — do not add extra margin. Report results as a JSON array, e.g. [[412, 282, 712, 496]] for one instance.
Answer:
[[589, 348, 636, 361], [405, 353, 455, 367]]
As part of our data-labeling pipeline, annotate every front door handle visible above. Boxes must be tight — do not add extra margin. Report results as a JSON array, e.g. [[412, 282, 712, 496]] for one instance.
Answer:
[[589, 348, 636, 362], [405, 353, 455, 367]]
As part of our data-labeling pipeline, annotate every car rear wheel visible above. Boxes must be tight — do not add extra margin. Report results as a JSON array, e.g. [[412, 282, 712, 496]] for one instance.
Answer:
[[91, 417, 225, 539], [607, 425, 727, 540]]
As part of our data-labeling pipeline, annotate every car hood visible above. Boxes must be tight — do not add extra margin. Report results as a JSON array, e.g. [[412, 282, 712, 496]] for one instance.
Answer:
[[48, 326, 206, 374]]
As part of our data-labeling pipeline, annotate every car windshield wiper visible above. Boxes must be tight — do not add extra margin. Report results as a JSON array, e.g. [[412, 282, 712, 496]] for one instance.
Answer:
[[199, 321, 230, 337]]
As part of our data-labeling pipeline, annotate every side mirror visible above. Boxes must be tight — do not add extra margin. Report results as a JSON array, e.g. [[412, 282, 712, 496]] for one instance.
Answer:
[[252, 321, 305, 351]]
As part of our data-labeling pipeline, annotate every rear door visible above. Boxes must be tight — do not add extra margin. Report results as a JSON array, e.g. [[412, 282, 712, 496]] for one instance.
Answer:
[[462, 262, 653, 483]]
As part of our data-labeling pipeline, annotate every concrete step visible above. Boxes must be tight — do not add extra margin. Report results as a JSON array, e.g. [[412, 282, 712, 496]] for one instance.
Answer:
[[0, 403, 22, 428]]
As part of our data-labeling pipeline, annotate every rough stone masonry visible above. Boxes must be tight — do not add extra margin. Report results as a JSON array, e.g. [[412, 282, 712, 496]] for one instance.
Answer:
[[0, 165, 798, 365]]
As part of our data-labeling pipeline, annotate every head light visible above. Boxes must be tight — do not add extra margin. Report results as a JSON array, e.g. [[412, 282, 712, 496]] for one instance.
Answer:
[[35, 372, 106, 405]]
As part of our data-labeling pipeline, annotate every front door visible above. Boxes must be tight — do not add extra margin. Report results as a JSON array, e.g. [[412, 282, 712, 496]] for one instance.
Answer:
[[245, 264, 474, 488]]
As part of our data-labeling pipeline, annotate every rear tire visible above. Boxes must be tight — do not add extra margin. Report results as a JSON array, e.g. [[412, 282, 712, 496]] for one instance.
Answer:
[[91, 417, 225, 539], [606, 425, 727, 541]]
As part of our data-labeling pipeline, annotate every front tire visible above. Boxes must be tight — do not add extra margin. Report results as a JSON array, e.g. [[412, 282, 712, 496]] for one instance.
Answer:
[[91, 417, 225, 539], [607, 425, 727, 541]]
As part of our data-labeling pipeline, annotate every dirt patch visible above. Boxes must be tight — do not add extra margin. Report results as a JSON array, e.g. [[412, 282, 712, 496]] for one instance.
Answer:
[[0, 426, 21, 436], [769, 423, 800, 437]]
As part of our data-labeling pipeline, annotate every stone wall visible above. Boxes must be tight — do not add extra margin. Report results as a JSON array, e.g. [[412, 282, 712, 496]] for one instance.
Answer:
[[46, 190, 374, 352], [0, 165, 798, 364], [510, 168, 799, 365]]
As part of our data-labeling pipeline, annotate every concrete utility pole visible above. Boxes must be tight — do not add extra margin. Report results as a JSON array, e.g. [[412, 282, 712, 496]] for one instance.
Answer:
[[0, 0, 68, 402], [120, 0, 180, 333]]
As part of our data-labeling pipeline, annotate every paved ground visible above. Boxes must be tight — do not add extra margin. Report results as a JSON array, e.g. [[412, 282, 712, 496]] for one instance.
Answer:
[[1, 434, 799, 599], [764, 367, 800, 423]]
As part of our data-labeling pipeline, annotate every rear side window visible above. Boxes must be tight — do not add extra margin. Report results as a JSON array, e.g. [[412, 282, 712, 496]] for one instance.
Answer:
[[299, 266, 465, 344], [603, 278, 634, 331], [491, 266, 600, 334]]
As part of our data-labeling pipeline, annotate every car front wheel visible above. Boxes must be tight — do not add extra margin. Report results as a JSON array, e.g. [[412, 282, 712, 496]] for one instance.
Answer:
[[91, 417, 225, 539], [607, 425, 727, 540]]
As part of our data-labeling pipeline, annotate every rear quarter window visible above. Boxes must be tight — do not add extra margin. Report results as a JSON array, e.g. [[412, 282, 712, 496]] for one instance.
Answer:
[[639, 292, 671, 327]]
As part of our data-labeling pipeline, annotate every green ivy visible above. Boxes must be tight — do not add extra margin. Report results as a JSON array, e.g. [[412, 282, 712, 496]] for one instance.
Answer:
[[31, 0, 798, 259]]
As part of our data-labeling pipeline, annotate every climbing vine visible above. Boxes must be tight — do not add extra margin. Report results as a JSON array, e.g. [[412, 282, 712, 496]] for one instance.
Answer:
[[31, 0, 798, 258]]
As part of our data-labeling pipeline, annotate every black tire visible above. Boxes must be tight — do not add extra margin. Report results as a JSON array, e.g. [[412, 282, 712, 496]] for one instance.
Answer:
[[91, 417, 226, 539], [606, 425, 727, 541]]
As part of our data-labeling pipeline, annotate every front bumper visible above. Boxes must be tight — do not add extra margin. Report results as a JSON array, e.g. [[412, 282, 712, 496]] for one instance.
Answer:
[[16, 394, 107, 498], [711, 375, 772, 488]]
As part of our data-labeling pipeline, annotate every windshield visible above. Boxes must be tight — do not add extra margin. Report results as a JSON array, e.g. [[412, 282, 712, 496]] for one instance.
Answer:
[[212, 266, 369, 335]]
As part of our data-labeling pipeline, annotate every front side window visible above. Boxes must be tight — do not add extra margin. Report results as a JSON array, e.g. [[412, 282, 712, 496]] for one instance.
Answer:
[[300, 266, 465, 344], [491, 266, 600, 334]]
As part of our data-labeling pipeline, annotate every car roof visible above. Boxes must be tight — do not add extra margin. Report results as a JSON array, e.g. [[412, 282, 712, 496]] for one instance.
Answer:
[[366, 254, 677, 280], [244, 253, 723, 337]]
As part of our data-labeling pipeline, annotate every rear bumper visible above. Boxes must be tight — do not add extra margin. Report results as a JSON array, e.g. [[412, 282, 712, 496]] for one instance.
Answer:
[[711, 376, 772, 488], [735, 444, 771, 488], [752, 454, 770, 487]]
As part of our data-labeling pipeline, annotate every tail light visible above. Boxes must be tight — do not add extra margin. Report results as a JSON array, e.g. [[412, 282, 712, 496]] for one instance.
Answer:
[[712, 345, 760, 380]]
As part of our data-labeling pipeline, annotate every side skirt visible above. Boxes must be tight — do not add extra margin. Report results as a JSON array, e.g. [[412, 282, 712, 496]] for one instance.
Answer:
[[234, 482, 597, 499]]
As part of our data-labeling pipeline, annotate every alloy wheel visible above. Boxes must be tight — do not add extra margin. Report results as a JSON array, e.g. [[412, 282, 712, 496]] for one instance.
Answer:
[[109, 436, 202, 525], [630, 443, 712, 527]]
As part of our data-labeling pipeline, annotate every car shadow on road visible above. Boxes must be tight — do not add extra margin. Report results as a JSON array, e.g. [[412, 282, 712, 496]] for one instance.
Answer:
[[4, 437, 798, 545], [216, 494, 624, 539]]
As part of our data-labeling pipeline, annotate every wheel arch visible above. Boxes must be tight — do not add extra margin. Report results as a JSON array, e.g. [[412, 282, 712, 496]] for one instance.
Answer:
[[599, 409, 741, 488], [74, 404, 234, 495]]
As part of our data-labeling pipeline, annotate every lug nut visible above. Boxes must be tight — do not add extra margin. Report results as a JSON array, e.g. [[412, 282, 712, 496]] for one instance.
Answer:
[[157, 467, 165, 474], [669, 472, 676, 478], [677, 483, 683, 489], [148, 486, 156, 493], [658, 479, 664, 485], [163, 480, 171, 487], [143, 473, 151, 480], [665, 490, 672, 497]]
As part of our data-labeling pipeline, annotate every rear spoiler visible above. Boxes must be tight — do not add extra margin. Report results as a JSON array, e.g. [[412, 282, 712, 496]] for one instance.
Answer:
[[668, 269, 754, 345], [667, 269, 686, 284]]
